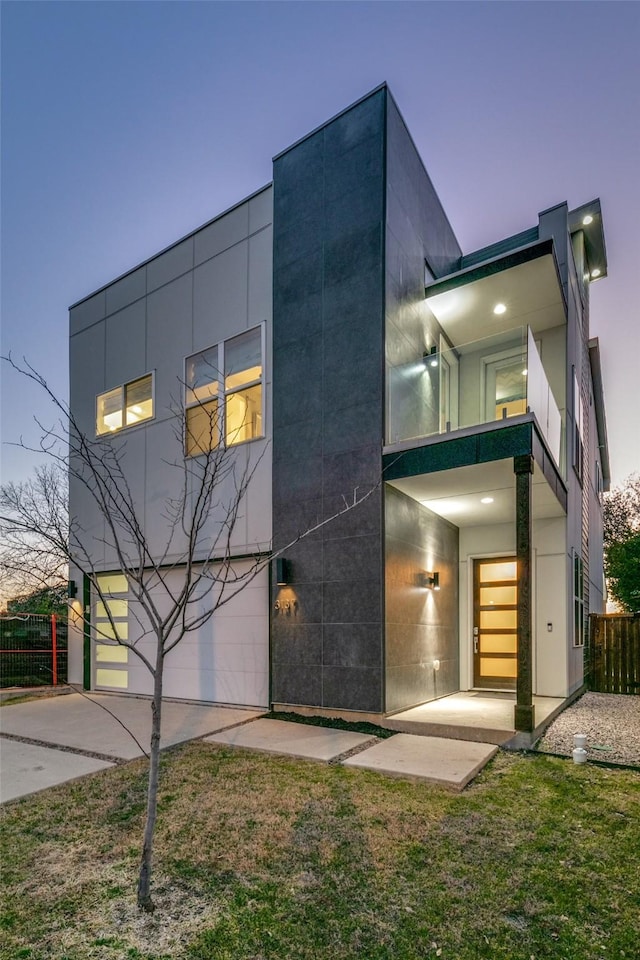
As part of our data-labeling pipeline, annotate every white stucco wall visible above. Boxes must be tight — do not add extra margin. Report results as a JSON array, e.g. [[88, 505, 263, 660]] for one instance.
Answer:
[[458, 515, 568, 697]]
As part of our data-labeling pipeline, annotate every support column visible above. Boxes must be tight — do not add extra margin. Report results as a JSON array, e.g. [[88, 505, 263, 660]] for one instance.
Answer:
[[514, 455, 535, 732]]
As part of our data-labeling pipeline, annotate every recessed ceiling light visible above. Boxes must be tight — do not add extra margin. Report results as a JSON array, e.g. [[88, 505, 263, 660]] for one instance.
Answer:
[[582, 214, 594, 226], [480, 497, 494, 504], [493, 303, 506, 315], [591, 268, 601, 278], [430, 358, 438, 368]]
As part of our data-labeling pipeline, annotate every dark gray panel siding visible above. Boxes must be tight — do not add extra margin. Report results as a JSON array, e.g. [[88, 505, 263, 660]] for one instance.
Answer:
[[272, 89, 386, 712], [385, 97, 463, 446], [385, 485, 459, 713]]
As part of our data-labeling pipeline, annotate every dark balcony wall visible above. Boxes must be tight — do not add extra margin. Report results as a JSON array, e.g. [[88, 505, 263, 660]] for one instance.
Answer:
[[271, 88, 386, 713], [385, 96, 464, 445], [385, 485, 459, 713]]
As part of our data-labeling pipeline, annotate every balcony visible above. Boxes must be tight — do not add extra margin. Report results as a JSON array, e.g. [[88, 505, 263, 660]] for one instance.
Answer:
[[387, 325, 563, 470]]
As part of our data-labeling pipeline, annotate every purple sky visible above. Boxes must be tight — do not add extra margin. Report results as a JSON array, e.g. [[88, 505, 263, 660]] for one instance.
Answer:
[[1, 1, 639, 487]]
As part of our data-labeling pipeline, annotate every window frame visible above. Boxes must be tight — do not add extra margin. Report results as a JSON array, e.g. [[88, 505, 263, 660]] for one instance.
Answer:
[[96, 372, 155, 437], [572, 366, 584, 484], [573, 549, 585, 648], [184, 322, 265, 457]]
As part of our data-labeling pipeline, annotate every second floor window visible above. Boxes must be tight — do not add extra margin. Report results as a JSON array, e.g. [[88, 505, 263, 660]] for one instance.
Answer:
[[185, 325, 263, 456], [96, 374, 154, 436]]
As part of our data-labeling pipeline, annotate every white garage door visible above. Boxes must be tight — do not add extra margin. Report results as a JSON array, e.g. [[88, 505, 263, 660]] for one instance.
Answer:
[[93, 564, 269, 708]]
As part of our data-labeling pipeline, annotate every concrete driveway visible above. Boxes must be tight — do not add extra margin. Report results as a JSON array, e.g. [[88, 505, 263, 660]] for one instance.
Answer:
[[0, 693, 263, 803]]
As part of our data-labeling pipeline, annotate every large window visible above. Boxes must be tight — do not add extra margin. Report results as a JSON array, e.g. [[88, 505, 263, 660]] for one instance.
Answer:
[[96, 374, 154, 436], [185, 325, 263, 456]]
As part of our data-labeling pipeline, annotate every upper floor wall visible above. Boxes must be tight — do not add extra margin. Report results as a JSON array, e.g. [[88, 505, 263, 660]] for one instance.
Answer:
[[69, 186, 274, 566]]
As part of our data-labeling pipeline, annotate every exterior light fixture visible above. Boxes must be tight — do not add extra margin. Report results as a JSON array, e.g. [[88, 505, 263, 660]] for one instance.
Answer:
[[423, 345, 439, 368], [480, 497, 494, 505], [68, 580, 78, 598], [419, 571, 440, 590], [590, 268, 601, 279], [493, 303, 507, 315], [274, 558, 291, 585], [582, 214, 593, 226]]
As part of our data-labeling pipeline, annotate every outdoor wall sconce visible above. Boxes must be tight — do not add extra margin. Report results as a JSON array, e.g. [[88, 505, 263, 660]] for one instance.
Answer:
[[423, 345, 438, 368], [68, 580, 78, 599], [418, 571, 440, 590], [274, 558, 291, 586]]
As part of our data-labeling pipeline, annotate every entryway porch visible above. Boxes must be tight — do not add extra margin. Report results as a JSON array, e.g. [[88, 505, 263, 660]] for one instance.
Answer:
[[385, 691, 566, 746]]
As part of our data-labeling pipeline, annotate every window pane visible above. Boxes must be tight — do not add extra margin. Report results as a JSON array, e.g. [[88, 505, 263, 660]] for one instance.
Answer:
[[186, 399, 220, 456], [225, 328, 261, 391], [479, 561, 517, 583], [96, 621, 129, 641], [96, 644, 129, 663], [480, 585, 517, 606], [97, 387, 123, 435], [480, 634, 517, 654], [96, 668, 128, 689], [96, 599, 128, 619], [186, 346, 219, 404], [125, 375, 153, 426], [97, 573, 128, 594], [226, 385, 262, 446], [480, 657, 517, 678], [480, 609, 517, 630]]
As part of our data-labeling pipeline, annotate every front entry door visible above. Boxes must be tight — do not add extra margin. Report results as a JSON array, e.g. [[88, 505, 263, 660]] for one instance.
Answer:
[[473, 557, 518, 690]]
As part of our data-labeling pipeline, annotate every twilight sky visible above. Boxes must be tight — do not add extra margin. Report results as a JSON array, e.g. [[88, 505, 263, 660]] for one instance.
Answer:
[[1, 0, 639, 487]]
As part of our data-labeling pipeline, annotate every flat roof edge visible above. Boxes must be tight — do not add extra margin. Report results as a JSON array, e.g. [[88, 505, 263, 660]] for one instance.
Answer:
[[425, 237, 555, 297], [69, 182, 273, 310], [272, 83, 388, 162], [588, 338, 611, 489]]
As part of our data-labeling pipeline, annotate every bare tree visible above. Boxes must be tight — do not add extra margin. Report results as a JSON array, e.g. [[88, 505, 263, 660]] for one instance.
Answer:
[[0, 356, 379, 911], [0, 463, 69, 605]]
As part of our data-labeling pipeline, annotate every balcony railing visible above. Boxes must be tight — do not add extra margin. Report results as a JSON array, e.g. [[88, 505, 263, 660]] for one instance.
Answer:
[[387, 325, 563, 469]]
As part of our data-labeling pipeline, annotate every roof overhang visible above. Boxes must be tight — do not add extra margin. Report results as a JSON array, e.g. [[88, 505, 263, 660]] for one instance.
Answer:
[[388, 458, 565, 528], [424, 239, 566, 347], [589, 337, 611, 490], [569, 198, 607, 282]]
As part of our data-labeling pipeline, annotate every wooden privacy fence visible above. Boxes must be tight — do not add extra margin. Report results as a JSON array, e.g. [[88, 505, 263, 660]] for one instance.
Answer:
[[589, 613, 640, 695], [0, 614, 68, 688]]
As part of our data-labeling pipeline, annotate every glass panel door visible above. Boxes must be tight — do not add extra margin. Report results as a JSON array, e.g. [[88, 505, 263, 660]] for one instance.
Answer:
[[94, 573, 129, 690], [483, 350, 528, 423], [473, 557, 518, 690]]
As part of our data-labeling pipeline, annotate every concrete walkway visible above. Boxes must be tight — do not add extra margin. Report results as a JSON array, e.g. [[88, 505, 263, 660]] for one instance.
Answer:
[[1, 696, 500, 802], [206, 717, 376, 760], [206, 717, 498, 790]]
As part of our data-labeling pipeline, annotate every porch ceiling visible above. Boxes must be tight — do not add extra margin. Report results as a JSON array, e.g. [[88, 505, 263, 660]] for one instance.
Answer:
[[425, 252, 565, 347], [388, 459, 565, 527]]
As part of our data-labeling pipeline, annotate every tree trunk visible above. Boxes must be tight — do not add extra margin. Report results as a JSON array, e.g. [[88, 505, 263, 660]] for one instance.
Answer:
[[137, 654, 164, 911]]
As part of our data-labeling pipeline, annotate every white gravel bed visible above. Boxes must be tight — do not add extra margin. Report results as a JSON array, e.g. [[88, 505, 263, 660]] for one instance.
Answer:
[[538, 692, 640, 765]]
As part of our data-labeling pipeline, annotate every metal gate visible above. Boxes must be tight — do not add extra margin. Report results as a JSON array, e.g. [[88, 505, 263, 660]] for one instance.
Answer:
[[0, 614, 68, 688]]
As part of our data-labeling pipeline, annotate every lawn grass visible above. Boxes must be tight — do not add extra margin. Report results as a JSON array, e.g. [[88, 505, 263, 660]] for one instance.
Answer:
[[1, 744, 639, 959]]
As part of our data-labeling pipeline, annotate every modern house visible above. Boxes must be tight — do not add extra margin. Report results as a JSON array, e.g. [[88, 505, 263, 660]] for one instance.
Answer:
[[68, 84, 610, 744]]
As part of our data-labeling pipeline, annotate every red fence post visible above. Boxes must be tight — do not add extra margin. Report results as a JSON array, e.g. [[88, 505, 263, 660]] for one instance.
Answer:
[[51, 614, 58, 686]]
